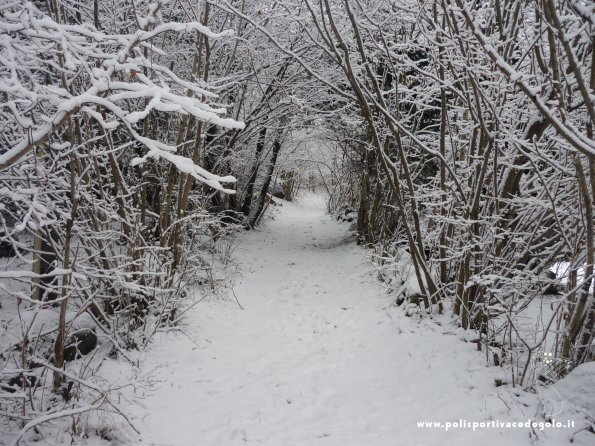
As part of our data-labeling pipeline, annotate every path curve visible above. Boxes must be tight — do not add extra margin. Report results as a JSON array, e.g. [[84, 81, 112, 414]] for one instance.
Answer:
[[130, 193, 532, 446]]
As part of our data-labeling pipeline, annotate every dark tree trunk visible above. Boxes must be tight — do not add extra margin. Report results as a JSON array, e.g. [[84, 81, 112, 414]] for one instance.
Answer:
[[250, 138, 282, 228], [242, 126, 268, 216]]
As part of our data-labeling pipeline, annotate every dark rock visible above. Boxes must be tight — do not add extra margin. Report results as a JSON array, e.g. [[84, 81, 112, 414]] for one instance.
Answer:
[[28, 359, 45, 369], [335, 204, 357, 223], [0, 239, 15, 258], [0, 382, 16, 393], [335, 204, 349, 220], [538, 374, 554, 384], [64, 329, 97, 361], [343, 212, 356, 222], [408, 294, 425, 306], [4, 374, 37, 391], [272, 184, 285, 200], [542, 270, 560, 295]]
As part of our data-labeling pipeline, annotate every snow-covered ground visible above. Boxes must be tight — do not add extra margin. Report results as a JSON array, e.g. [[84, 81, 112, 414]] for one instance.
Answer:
[[100, 192, 590, 446]]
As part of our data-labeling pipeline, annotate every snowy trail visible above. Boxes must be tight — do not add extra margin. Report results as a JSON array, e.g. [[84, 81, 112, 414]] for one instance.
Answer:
[[129, 193, 538, 446]]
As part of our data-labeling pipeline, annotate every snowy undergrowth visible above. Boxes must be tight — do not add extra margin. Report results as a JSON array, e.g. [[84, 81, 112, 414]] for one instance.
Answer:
[[67, 191, 592, 446], [367, 219, 590, 392], [0, 225, 238, 446]]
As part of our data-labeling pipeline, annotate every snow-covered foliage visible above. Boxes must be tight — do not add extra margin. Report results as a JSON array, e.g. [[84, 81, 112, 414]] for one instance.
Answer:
[[0, 0, 245, 442], [285, 0, 595, 385], [1, 0, 593, 443]]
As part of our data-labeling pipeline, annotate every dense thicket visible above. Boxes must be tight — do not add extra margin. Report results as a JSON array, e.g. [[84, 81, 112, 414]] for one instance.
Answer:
[[287, 0, 594, 383], [0, 0, 305, 440]]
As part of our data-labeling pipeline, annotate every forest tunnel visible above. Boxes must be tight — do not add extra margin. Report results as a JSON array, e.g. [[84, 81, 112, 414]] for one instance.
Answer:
[[0, 1, 594, 442]]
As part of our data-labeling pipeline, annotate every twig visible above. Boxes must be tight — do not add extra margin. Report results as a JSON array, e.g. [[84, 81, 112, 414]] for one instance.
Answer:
[[231, 288, 244, 310], [30, 358, 140, 435], [9, 399, 105, 446]]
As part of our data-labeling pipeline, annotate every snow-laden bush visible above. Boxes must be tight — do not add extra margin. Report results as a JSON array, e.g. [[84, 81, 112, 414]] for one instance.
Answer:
[[0, 0, 244, 442]]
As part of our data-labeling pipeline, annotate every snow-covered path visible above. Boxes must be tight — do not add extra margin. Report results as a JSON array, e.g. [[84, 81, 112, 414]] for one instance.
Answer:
[[128, 193, 549, 446]]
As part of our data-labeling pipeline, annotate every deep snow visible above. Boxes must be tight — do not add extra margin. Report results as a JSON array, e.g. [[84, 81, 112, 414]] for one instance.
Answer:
[[109, 192, 590, 446]]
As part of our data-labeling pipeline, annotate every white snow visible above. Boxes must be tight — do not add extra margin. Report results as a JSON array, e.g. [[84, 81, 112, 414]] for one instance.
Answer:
[[110, 192, 591, 446]]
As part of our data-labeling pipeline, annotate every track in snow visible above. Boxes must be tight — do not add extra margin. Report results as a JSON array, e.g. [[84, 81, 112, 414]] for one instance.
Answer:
[[128, 193, 549, 446]]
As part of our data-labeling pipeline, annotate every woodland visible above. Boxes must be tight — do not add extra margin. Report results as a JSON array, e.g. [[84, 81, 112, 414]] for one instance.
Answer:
[[0, 0, 594, 444]]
